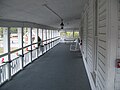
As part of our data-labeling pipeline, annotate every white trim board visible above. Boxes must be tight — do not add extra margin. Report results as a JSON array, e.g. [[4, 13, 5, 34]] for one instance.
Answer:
[[82, 53, 96, 90]]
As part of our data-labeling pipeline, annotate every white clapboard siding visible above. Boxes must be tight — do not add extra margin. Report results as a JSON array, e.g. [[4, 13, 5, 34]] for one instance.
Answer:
[[97, 0, 107, 90], [117, 0, 120, 74], [86, 0, 94, 72], [82, 13, 87, 59], [115, 0, 120, 90]]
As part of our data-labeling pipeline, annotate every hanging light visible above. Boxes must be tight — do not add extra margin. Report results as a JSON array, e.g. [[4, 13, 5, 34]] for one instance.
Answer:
[[61, 26, 63, 29], [43, 4, 64, 29], [60, 21, 64, 26], [60, 19, 64, 29]]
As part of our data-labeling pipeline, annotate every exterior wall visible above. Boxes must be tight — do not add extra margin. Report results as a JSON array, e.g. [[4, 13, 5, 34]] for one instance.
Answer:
[[87, 0, 94, 74], [96, 0, 107, 89], [82, 12, 88, 60], [115, 0, 120, 90], [80, 0, 118, 90]]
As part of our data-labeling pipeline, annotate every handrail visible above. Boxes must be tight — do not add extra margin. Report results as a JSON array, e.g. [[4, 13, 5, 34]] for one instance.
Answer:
[[0, 37, 60, 63], [0, 62, 7, 67], [0, 53, 8, 58], [3, 57, 20, 64], [0, 35, 60, 87]]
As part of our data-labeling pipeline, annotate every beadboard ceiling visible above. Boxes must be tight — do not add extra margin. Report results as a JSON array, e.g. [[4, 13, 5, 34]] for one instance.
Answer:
[[0, 0, 88, 29]]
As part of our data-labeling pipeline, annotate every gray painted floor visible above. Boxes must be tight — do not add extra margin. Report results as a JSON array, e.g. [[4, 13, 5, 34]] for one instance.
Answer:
[[0, 43, 91, 90]]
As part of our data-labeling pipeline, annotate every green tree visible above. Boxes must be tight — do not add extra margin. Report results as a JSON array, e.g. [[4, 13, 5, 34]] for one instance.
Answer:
[[74, 32, 79, 38], [23, 28, 28, 35], [10, 28, 17, 33], [66, 32, 73, 38], [0, 27, 4, 37], [60, 32, 66, 37]]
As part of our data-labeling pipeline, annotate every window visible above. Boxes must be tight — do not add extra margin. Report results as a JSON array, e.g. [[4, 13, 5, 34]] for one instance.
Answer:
[[74, 31, 79, 38], [60, 31, 73, 38], [32, 28, 37, 50], [10, 27, 19, 51], [0, 27, 8, 64], [43, 29, 47, 45], [23, 27, 31, 54], [0, 27, 8, 55], [10, 27, 22, 60], [66, 31, 73, 38], [38, 29, 42, 45]]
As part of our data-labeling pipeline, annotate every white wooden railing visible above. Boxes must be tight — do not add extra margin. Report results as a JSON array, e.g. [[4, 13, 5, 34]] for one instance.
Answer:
[[0, 37, 60, 86]]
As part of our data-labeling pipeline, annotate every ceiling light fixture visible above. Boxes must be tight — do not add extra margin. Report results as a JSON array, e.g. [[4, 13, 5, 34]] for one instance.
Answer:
[[60, 19, 64, 29], [43, 4, 64, 29]]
